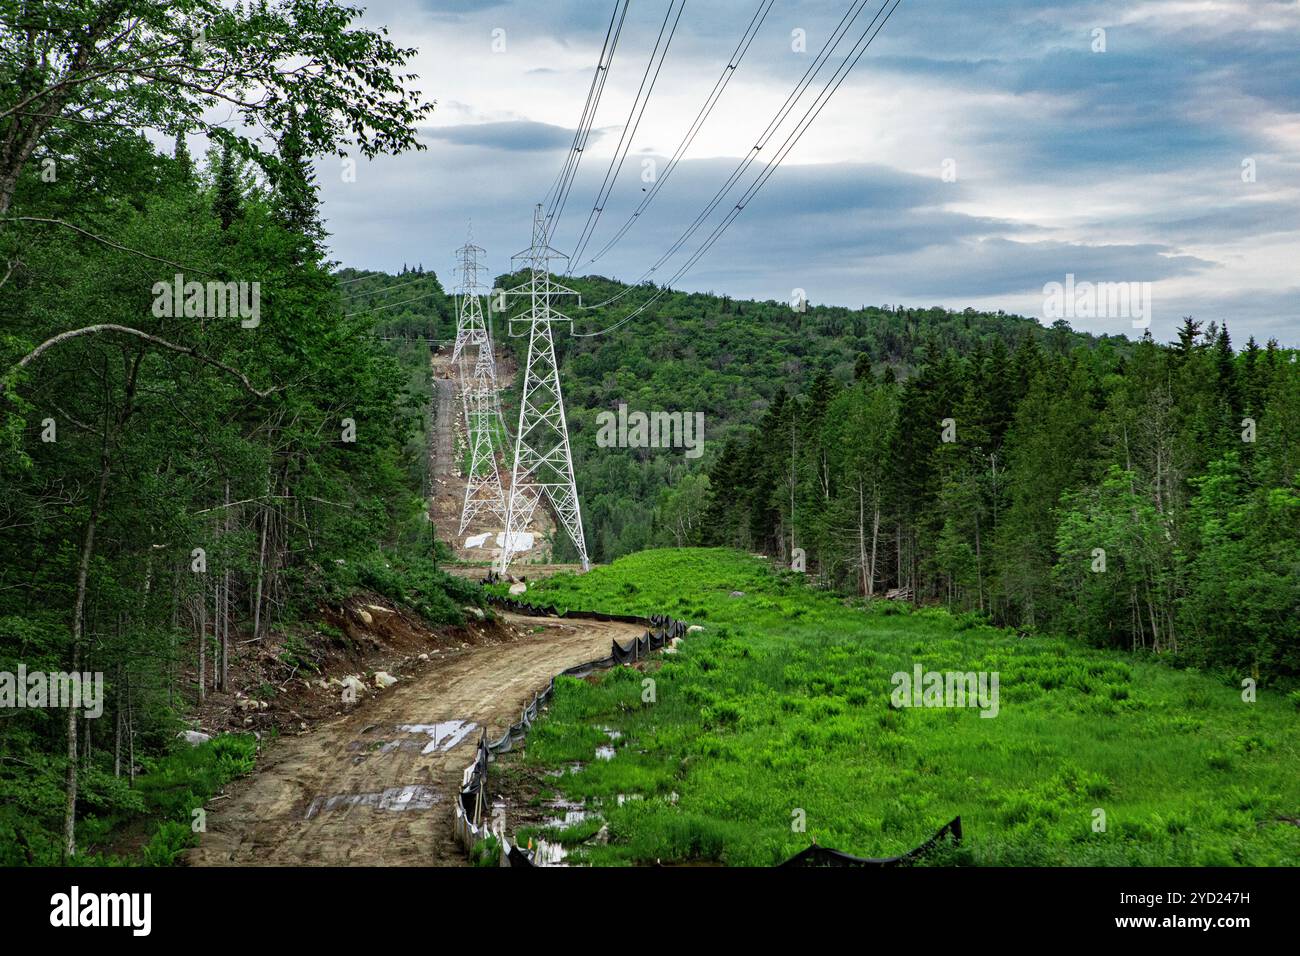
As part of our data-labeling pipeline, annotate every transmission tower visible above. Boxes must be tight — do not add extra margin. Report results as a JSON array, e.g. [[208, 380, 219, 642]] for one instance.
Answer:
[[451, 236, 508, 534], [497, 204, 590, 573]]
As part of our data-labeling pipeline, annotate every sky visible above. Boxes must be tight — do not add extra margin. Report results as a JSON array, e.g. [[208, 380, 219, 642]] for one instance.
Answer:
[[313, 0, 1300, 345]]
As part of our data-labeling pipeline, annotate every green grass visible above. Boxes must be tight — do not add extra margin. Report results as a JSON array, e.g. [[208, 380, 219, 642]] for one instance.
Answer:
[[499, 548, 1300, 866], [66, 733, 258, 866]]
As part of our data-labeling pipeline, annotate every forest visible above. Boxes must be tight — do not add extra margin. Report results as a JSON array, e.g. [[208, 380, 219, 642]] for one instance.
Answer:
[[0, 0, 1295, 871], [478, 273, 1297, 685], [0, 0, 458, 863]]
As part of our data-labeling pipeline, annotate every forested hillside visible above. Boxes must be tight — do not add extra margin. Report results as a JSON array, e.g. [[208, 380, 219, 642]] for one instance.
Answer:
[[0, 0, 465, 863], [496, 276, 1299, 685], [693, 323, 1299, 681], [346, 265, 1299, 684]]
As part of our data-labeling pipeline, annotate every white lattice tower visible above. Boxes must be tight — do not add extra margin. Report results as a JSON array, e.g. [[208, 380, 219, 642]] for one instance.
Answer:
[[458, 360, 507, 533], [497, 204, 590, 573], [451, 235, 508, 534], [450, 236, 489, 364]]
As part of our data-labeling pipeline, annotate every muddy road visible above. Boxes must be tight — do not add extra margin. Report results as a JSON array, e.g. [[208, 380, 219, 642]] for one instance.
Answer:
[[187, 612, 642, 867]]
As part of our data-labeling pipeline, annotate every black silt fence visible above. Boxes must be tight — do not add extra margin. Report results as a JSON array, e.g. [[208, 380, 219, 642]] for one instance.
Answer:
[[466, 589, 962, 867]]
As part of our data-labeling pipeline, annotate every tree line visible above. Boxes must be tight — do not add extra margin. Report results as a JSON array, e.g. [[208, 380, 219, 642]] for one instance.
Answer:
[[1, 0, 434, 862], [695, 324, 1299, 680]]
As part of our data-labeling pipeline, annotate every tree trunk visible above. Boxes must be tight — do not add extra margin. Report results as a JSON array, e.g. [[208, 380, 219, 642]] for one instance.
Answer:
[[868, 499, 880, 598], [63, 443, 112, 859], [252, 476, 271, 641], [114, 664, 122, 779], [198, 587, 206, 704]]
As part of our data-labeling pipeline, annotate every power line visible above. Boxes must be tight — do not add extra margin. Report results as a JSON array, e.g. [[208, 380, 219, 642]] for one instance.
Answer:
[[566, 0, 687, 273], [542, 0, 625, 215], [580, 0, 777, 270], [574, 0, 903, 337], [578, 0, 881, 313], [547, 0, 632, 240], [341, 273, 438, 300], [343, 288, 444, 318]]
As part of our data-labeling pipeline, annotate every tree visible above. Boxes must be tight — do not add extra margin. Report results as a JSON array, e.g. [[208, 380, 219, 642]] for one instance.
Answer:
[[211, 142, 242, 231], [0, 0, 435, 217]]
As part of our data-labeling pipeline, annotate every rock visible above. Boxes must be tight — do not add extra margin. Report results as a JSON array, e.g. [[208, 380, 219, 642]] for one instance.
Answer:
[[355, 609, 373, 625], [340, 675, 365, 698], [236, 698, 259, 711], [374, 671, 398, 688], [463, 605, 486, 620], [418, 653, 429, 661], [508, 582, 527, 596], [687, 625, 705, 633], [729, 590, 745, 598], [178, 730, 211, 746], [366, 604, 393, 616]]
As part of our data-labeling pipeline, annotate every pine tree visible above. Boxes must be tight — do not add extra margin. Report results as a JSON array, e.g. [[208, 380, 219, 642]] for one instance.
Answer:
[[271, 108, 324, 252], [1172, 316, 1203, 366], [211, 142, 242, 231], [173, 131, 194, 183]]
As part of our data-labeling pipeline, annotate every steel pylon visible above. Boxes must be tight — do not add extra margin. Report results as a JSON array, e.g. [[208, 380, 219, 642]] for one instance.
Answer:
[[497, 204, 590, 573], [451, 235, 508, 534]]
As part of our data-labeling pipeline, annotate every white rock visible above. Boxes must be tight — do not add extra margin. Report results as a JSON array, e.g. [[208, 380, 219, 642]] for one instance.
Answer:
[[509, 582, 527, 596], [340, 675, 365, 697], [374, 671, 398, 688], [687, 625, 705, 633], [463, 605, 486, 620], [355, 609, 373, 625], [418, 653, 429, 661], [178, 730, 211, 746]]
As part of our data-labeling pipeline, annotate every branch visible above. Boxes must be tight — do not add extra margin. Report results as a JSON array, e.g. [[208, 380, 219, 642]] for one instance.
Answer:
[[6, 325, 278, 399], [5, 218, 212, 274]]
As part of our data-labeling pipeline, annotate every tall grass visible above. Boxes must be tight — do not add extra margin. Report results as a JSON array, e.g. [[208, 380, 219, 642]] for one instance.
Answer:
[[505, 549, 1300, 866]]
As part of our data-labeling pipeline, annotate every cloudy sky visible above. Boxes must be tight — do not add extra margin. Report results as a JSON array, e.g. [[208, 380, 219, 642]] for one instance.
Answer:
[[315, 0, 1300, 345]]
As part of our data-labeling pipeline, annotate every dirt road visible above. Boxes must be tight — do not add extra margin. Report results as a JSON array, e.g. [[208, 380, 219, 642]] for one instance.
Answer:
[[187, 612, 641, 866]]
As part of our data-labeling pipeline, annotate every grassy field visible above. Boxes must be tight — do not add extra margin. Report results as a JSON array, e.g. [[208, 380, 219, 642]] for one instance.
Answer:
[[495, 548, 1300, 866]]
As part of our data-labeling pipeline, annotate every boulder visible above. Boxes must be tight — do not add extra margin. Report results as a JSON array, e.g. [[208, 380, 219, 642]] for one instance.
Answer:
[[178, 730, 211, 746], [374, 671, 398, 688], [508, 582, 527, 596]]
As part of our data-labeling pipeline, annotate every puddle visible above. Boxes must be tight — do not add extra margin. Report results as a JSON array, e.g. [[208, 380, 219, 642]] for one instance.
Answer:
[[542, 799, 595, 829], [595, 745, 616, 761], [546, 762, 584, 777], [397, 720, 478, 754], [304, 785, 440, 820], [532, 840, 569, 866], [345, 720, 477, 760], [598, 726, 622, 741]]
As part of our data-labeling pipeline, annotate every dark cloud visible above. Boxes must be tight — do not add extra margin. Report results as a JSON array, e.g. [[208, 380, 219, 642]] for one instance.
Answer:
[[325, 0, 1300, 346]]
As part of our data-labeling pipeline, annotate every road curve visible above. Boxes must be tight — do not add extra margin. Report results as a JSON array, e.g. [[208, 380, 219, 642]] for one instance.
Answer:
[[187, 613, 642, 866]]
